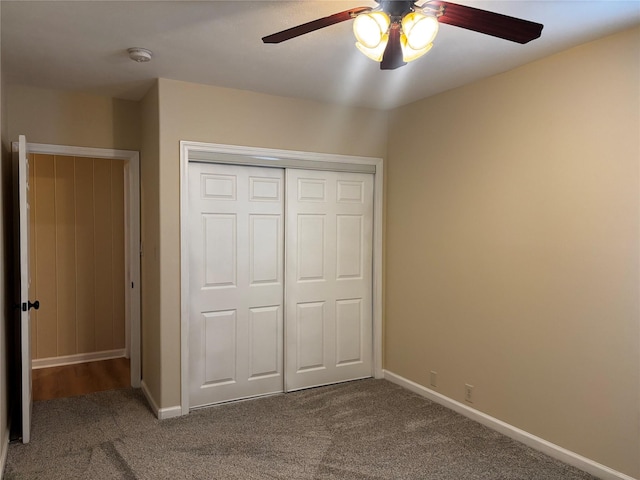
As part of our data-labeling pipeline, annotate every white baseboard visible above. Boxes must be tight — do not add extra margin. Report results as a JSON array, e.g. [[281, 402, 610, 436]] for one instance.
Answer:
[[0, 426, 9, 478], [383, 370, 637, 480], [157, 405, 182, 420], [140, 380, 182, 420], [32, 349, 127, 369]]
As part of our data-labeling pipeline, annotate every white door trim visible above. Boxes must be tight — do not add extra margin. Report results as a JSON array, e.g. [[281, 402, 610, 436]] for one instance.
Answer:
[[21, 142, 141, 388], [180, 141, 384, 415]]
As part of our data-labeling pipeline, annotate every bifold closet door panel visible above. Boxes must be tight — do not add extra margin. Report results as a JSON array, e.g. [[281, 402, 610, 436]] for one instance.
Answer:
[[188, 163, 284, 407], [285, 169, 374, 391]]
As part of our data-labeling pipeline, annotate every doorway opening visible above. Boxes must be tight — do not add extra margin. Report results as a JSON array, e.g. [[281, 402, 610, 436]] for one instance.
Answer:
[[22, 142, 140, 400]]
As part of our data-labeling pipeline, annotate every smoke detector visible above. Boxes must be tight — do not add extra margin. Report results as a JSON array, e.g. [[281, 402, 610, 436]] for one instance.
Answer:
[[128, 47, 153, 63]]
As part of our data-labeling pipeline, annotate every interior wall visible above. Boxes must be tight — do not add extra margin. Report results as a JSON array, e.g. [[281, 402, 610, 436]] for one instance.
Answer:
[[152, 78, 388, 408], [0, 1, 9, 464], [139, 81, 161, 404], [6, 85, 140, 151], [28, 154, 126, 360], [386, 26, 639, 478]]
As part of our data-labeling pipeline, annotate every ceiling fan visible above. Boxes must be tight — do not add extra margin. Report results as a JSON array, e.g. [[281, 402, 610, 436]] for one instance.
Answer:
[[262, 0, 543, 70]]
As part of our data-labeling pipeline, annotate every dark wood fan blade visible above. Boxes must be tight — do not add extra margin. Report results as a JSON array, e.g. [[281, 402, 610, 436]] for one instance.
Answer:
[[380, 23, 406, 70], [432, 1, 543, 44], [262, 7, 371, 44]]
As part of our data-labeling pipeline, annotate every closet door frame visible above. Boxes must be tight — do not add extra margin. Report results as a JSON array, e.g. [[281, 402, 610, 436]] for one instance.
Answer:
[[179, 141, 383, 415]]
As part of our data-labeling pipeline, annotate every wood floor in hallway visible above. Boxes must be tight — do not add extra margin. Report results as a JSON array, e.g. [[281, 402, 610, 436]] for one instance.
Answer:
[[32, 357, 130, 401]]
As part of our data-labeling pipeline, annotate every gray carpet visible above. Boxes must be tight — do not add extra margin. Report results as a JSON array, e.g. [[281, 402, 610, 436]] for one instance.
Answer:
[[5, 379, 597, 479]]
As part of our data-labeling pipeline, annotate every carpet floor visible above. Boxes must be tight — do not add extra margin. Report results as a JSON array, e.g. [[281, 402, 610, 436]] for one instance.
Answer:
[[4, 379, 597, 479]]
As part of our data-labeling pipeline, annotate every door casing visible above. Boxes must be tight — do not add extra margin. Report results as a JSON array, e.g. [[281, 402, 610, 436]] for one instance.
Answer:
[[20, 142, 141, 388], [180, 141, 384, 415]]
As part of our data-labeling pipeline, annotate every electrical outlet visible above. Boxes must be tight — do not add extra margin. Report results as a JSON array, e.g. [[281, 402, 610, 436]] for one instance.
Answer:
[[464, 384, 474, 403], [430, 371, 438, 387]]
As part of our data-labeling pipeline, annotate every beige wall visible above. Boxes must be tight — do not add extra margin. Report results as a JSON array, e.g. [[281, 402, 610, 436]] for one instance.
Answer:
[[386, 26, 639, 478], [139, 81, 161, 403], [148, 78, 388, 407], [6, 85, 140, 151], [0, 1, 9, 463], [28, 154, 126, 360]]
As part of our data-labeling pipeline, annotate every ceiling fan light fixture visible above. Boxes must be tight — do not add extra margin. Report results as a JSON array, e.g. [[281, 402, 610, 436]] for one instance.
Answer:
[[353, 11, 390, 48], [401, 11, 439, 50], [261, 1, 543, 71], [355, 34, 389, 62], [400, 36, 433, 62]]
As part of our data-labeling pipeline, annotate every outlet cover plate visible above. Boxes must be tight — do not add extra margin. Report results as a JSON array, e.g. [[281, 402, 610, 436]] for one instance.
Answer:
[[465, 384, 474, 403]]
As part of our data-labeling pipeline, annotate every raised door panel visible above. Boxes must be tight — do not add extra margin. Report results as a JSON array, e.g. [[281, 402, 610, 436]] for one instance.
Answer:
[[203, 214, 237, 288], [298, 178, 325, 202], [336, 215, 363, 280], [203, 310, 237, 385], [296, 301, 326, 372], [336, 180, 364, 204], [248, 306, 282, 379], [249, 215, 280, 285], [202, 174, 236, 200], [336, 299, 363, 366], [250, 177, 280, 202], [297, 215, 325, 282]]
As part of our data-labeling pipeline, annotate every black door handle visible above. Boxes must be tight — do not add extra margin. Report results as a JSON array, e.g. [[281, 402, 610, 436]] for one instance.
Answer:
[[22, 300, 40, 312]]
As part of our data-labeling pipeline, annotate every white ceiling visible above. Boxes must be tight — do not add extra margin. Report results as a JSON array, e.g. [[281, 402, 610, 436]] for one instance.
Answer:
[[2, 1, 639, 110]]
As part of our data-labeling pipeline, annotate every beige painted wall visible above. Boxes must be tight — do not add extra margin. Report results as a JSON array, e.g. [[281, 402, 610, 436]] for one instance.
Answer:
[[147, 78, 388, 407], [0, 2, 9, 462], [386, 27, 639, 478], [139, 81, 161, 403], [6, 85, 140, 151]]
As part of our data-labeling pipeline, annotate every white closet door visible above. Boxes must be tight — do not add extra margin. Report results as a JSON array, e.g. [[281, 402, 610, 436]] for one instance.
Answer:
[[285, 169, 373, 391], [189, 163, 284, 407]]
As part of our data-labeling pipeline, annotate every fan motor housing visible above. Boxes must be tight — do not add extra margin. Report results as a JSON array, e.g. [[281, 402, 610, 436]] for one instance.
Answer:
[[377, 0, 416, 17]]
